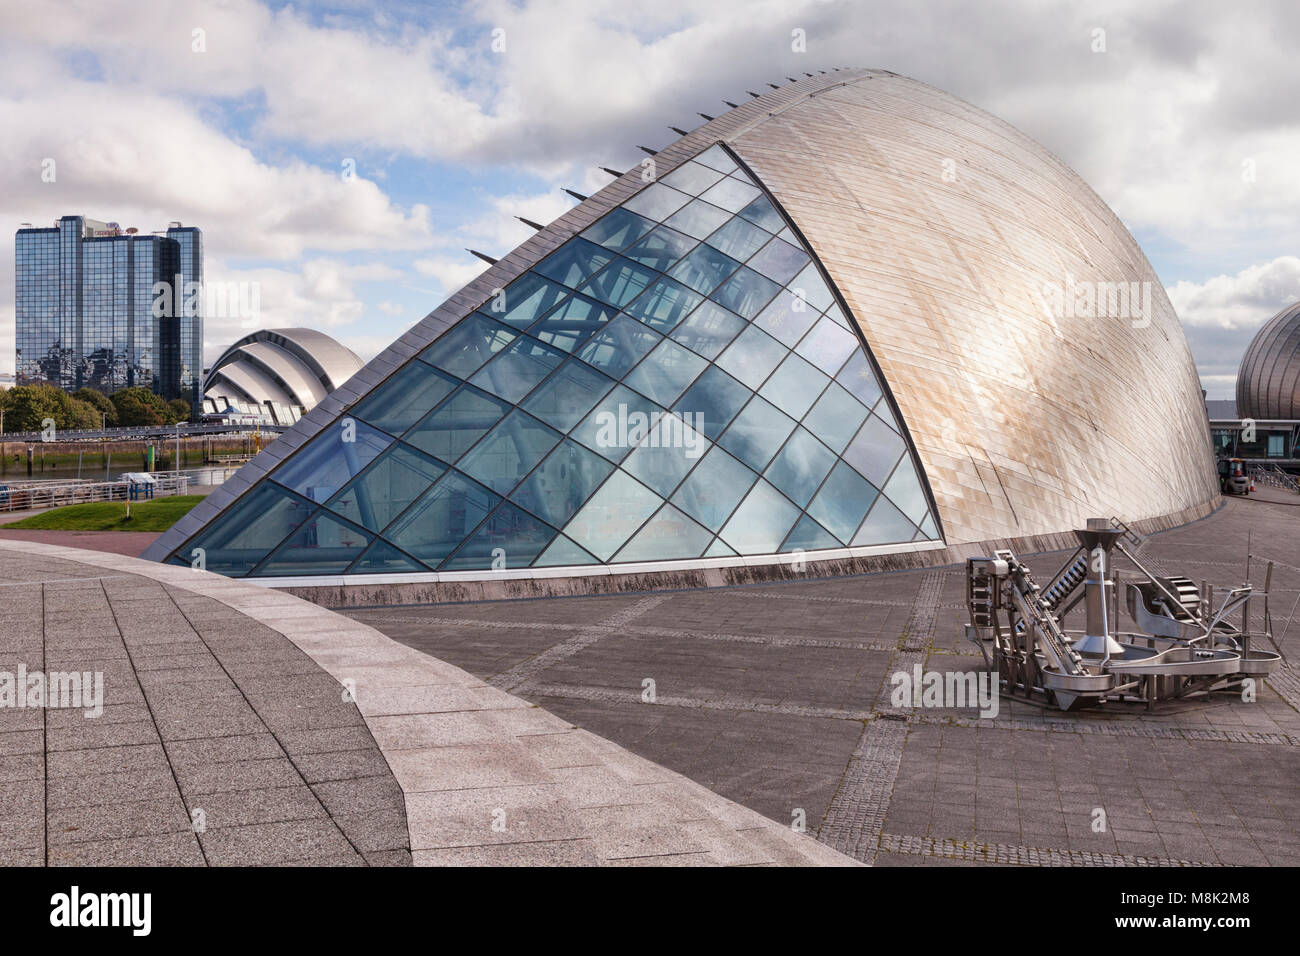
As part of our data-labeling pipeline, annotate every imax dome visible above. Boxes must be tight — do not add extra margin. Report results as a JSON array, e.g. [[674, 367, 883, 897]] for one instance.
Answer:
[[203, 328, 362, 424], [1236, 301, 1300, 420], [145, 69, 1218, 592]]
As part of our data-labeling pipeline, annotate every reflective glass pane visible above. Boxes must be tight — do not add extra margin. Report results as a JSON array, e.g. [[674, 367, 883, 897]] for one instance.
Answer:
[[350, 361, 458, 437], [836, 350, 884, 409], [487, 273, 570, 328], [851, 495, 918, 547], [624, 339, 707, 406], [272, 418, 391, 503], [621, 413, 709, 497], [669, 300, 745, 360], [716, 323, 786, 390], [469, 335, 565, 403], [674, 365, 750, 440], [385, 471, 500, 568], [789, 263, 835, 312], [622, 277, 704, 332], [457, 410, 561, 494], [404, 386, 510, 462], [614, 504, 713, 562], [693, 144, 738, 173], [737, 194, 785, 233], [622, 182, 692, 221], [419, 312, 517, 377], [706, 216, 771, 261], [764, 426, 835, 508], [522, 358, 615, 431], [882, 454, 931, 525], [711, 266, 780, 319], [796, 316, 858, 374], [349, 539, 425, 574], [670, 445, 756, 532], [704, 538, 737, 557], [527, 293, 617, 353], [534, 238, 614, 288], [918, 512, 939, 539], [561, 470, 662, 561], [579, 257, 658, 308], [699, 177, 761, 213], [576, 313, 661, 378], [747, 236, 809, 285], [570, 384, 665, 462], [182, 483, 314, 576], [718, 395, 796, 471], [667, 243, 741, 295], [510, 439, 613, 527], [254, 510, 371, 577], [581, 207, 656, 252], [624, 226, 697, 272], [874, 397, 899, 431], [326, 442, 446, 532], [664, 199, 732, 240], [841, 413, 905, 487], [534, 534, 601, 567], [802, 382, 869, 454], [661, 161, 726, 195], [781, 513, 840, 552], [759, 353, 829, 420], [718, 479, 799, 554], [753, 289, 819, 347], [807, 461, 879, 544], [440, 501, 557, 570]]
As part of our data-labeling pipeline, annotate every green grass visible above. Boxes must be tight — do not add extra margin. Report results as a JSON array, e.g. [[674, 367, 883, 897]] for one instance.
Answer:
[[5, 494, 207, 532]]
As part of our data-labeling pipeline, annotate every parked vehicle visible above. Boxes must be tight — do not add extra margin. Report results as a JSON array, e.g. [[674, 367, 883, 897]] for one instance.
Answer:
[[1218, 458, 1250, 495]]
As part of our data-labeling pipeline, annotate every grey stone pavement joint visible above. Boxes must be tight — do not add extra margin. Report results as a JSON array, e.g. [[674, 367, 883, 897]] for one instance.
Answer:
[[489, 595, 670, 692], [1, 540, 853, 868], [818, 569, 948, 864], [908, 712, 1300, 746], [527, 683, 878, 721], [878, 833, 1208, 867], [362, 613, 917, 653]]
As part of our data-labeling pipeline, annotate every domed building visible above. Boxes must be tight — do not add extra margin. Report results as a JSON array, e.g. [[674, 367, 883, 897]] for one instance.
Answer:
[[201, 328, 362, 425], [146, 69, 1219, 599], [1236, 302, 1300, 420]]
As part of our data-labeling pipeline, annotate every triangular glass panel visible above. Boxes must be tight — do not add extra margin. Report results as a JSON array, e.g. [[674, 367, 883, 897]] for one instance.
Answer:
[[440, 501, 557, 571]]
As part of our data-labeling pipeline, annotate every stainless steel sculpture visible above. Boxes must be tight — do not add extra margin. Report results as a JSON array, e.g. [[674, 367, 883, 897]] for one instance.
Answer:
[[966, 518, 1280, 710], [1236, 301, 1300, 420]]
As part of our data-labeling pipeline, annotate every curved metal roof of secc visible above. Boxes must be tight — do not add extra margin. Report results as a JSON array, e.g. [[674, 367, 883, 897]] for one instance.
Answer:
[[1236, 301, 1300, 421], [147, 69, 1219, 578], [204, 328, 362, 410]]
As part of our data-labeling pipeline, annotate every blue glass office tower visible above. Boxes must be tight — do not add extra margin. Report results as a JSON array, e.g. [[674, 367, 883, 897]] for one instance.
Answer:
[[15, 216, 202, 409]]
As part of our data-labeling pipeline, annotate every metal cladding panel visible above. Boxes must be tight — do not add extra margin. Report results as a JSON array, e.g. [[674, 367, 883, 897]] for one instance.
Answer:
[[725, 75, 1217, 544], [145, 69, 1217, 567], [1237, 302, 1300, 420]]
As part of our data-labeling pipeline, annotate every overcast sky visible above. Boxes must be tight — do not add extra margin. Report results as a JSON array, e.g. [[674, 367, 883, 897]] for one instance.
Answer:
[[3, 0, 1298, 398]]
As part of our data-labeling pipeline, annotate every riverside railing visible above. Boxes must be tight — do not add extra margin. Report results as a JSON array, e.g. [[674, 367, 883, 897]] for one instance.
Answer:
[[0, 476, 191, 513]]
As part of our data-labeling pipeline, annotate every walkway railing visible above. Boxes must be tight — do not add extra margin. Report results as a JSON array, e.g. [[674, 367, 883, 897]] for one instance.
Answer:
[[0, 476, 191, 513], [0, 422, 287, 443], [1248, 464, 1300, 494]]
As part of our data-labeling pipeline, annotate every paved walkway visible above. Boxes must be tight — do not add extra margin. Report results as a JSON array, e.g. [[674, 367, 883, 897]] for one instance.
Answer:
[[349, 495, 1300, 867], [0, 540, 850, 866]]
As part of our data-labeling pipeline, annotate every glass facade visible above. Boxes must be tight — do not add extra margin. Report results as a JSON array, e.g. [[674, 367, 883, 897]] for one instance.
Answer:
[[169, 144, 940, 577], [15, 216, 202, 410]]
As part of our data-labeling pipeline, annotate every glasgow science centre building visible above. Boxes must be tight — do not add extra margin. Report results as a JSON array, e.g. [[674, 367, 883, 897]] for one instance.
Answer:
[[145, 70, 1221, 605]]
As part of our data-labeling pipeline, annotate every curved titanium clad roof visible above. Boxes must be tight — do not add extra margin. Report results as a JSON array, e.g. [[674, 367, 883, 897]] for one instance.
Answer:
[[1236, 302, 1300, 420], [204, 328, 362, 411], [148, 69, 1217, 579]]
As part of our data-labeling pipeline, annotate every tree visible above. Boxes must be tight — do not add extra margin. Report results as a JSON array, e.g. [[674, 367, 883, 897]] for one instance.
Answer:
[[72, 388, 119, 428], [166, 398, 191, 424], [110, 387, 167, 427], [1, 384, 71, 433]]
